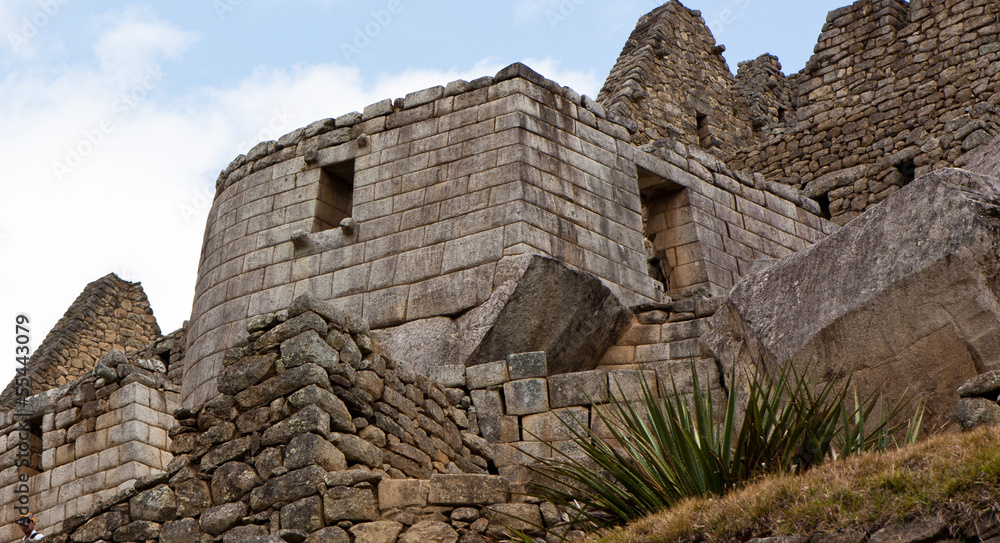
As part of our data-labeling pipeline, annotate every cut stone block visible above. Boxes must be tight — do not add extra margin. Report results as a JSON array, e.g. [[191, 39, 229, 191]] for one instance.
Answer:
[[466, 360, 508, 390], [548, 370, 609, 407], [427, 474, 510, 505], [503, 379, 549, 415], [507, 352, 546, 379]]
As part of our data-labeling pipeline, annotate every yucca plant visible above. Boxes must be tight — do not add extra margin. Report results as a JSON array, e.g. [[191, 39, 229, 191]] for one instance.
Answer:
[[528, 361, 923, 528]]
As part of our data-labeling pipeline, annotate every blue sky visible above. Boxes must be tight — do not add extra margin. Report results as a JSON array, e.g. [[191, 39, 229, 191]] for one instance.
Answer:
[[0, 0, 848, 385]]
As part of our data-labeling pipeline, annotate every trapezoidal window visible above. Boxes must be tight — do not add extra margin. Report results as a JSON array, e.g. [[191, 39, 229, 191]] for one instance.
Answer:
[[315, 159, 355, 232]]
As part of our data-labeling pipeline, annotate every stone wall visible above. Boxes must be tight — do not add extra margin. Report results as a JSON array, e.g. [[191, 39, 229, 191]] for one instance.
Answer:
[[725, 0, 1000, 224], [596, 1, 756, 156], [634, 139, 834, 298], [43, 295, 735, 543], [0, 274, 161, 406], [185, 63, 667, 409], [0, 349, 178, 541]]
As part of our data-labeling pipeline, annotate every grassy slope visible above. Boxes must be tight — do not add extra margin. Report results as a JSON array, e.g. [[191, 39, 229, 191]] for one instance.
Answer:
[[597, 426, 1000, 543]]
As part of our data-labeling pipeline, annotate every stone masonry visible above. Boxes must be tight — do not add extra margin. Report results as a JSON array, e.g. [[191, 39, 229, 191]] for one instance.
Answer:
[[184, 61, 831, 409], [10, 1, 1000, 541], [0, 274, 160, 406], [601, 0, 1000, 225]]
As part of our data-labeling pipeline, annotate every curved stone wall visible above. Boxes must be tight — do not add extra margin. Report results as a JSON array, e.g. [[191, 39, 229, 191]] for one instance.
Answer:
[[184, 64, 667, 408]]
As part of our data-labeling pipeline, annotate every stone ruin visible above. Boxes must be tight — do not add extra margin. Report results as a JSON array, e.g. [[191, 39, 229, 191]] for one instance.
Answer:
[[3, 1, 1000, 541]]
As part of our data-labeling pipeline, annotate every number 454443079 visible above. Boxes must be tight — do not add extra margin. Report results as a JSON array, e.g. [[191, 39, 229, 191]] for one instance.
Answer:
[[15, 315, 30, 366]]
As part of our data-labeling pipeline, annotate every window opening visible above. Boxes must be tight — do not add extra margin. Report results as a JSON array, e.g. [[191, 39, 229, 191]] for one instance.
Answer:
[[696, 113, 713, 149], [316, 160, 355, 232], [815, 193, 832, 220]]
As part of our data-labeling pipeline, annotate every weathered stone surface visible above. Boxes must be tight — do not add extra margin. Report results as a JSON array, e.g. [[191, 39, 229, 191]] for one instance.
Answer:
[[427, 474, 510, 505], [482, 504, 543, 538], [704, 169, 1000, 428], [379, 478, 429, 509], [868, 518, 949, 543], [958, 371, 1000, 399], [72, 511, 129, 542], [221, 525, 269, 543], [323, 486, 379, 523], [250, 465, 326, 512], [503, 379, 549, 415], [466, 360, 508, 390], [457, 255, 633, 375], [281, 330, 341, 374], [957, 398, 1000, 430], [399, 521, 459, 543], [331, 432, 383, 467], [285, 432, 347, 471], [212, 461, 262, 503], [114, 520, 162, 541], [288, 384, 355, 433], [374, 317, 459, 376], [507, 352, 547, 379], [257, 311, 327, 348], [161, 518, 209, 543], [201, 502, 249, 536], [235, 363, 330, 409], [281, 495, 325, 534], [548, 370, 608, 407], [289, 293, 348, 330], [522, 407, 589, 442], [129, 483, 177, 522], [429, 364, 466, 388], [306, 527, 350, 543], [261, 404, 331, 445], [351, 521, 405, 543], [175, 477, 212, 517]]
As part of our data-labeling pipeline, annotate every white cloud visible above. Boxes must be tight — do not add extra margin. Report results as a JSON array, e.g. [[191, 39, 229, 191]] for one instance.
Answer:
[[93, 7, 197, 75]]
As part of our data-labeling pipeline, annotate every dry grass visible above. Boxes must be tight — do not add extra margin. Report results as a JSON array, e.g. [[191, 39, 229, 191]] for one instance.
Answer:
[[596, 426, 1000, 543]]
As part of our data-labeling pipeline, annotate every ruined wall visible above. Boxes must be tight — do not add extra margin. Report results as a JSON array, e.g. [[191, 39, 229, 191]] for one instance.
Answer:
[[727, 0, 1000, 224], [45, 295, 733, 543], [186, 63, 667, 409], [597, 1, 757, 156], [0, 348, 179, 540], [0, 274, 160, 406]]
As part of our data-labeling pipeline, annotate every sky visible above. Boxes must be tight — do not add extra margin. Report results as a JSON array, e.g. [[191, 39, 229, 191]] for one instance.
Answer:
[[0, 0, 849, 386]]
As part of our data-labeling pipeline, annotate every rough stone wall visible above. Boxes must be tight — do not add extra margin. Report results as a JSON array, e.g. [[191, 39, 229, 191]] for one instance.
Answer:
[[0, 274, 160, 406], [596, 1, 756, 155], [0, 349, 178, 540], [43, 295, 734, 543], [727, 0, 1000, 224], [185, 63, 666, 409]]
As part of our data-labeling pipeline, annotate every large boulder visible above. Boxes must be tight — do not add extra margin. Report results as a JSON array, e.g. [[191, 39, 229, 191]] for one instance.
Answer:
[[703, 167, 1000, 428], [377, 254, 633, 376]]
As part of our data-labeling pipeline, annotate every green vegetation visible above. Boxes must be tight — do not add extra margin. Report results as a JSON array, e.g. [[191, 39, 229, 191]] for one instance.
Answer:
[[529, 362, 922, 530]]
